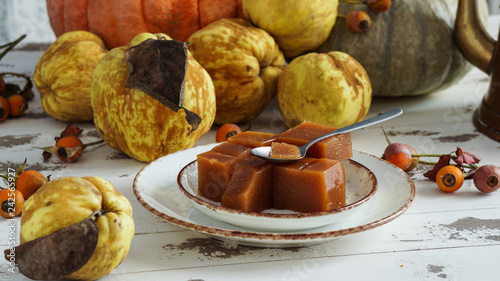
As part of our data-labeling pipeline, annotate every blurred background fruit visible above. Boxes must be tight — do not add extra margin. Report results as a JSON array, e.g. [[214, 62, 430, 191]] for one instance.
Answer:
[[242, 0, 338, 58], [188, 18, 285, 125], [277, 51, 371, 128], [316, 0, 490, 97], [34, 31, 108, 122], [46, 0, 243, 48]]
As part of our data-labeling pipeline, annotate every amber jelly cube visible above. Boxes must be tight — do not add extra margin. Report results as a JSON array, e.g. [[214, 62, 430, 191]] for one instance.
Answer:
[[197, 151, 237, 202], [227, 131, 277, 148], [221, 157, 274, 212], [211, 142, 252, 161], [273, 158, 345, 213], [270, 142, 301, 159], [275, 121, 352, 161]]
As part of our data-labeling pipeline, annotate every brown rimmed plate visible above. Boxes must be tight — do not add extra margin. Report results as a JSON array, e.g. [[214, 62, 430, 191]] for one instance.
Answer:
[[133, 143, 415, 248]]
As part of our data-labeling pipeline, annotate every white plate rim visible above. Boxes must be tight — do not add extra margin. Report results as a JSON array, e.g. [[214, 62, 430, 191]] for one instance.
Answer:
[[133, 143, 415, 245]]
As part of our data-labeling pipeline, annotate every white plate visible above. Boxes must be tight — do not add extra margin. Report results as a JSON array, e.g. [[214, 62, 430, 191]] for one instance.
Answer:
[[177, 159, 378, 231], [133, 143, 415, 248]]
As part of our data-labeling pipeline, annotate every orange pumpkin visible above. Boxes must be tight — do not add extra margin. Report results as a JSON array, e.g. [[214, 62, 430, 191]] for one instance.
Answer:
[[46, 0, 244, 49]]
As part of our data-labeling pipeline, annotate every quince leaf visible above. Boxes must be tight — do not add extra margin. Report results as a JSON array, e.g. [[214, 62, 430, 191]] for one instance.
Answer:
[[423, 154, 452, 181], [59, 123, 83, 138], [453, 146, 481, 166], [125, 38, 201, 131], [4, 212, 99, 280]]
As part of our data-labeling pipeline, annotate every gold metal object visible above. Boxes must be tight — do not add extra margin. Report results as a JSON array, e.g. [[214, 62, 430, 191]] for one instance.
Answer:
[[455, 0, 500, 141]]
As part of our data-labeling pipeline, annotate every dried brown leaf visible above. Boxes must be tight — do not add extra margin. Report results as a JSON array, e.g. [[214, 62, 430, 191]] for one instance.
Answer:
[[4, 213, 99, 280], [423, 154, 452, 181], [125, 38, 201, 131], [60, 123, 83, 138], [42, 150, 51, 162], [453, 146, 481, 166]]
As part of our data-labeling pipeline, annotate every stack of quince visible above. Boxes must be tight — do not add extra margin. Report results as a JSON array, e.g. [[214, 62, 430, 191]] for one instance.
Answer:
[[34, 0, 375, 164], [187, 0, 372, 128]]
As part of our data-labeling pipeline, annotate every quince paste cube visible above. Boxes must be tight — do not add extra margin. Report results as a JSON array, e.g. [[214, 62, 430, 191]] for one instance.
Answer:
[[221, 157, 274, 212], [197, 151, 236, 202], [270, 142, 301, 159], [211, 142, 252, 161], [227, 131, 277, 148], [197, 143, 252, 202], [273, 158, 345, 213], [275, 121, 352, 161]]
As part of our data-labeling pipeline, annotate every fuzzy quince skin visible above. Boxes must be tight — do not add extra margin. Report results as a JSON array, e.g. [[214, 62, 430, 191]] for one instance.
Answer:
[[242, 0, 338, 58], [91, 33, 216, 162], [278, 52, 372, 128], [34, 31, 107, 122], [20, 176, 135, 281], [188, 18, 285, 125]]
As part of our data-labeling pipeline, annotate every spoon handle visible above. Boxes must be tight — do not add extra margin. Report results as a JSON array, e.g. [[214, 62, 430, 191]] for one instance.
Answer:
[[302, 108, 403, 152]]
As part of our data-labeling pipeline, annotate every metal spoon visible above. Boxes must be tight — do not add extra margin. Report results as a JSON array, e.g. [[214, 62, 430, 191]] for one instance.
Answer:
[[251, 108, 403, 163]]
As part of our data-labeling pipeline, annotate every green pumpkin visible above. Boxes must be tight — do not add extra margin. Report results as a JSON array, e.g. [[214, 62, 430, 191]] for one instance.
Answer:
[[315, 0, 489, 97]]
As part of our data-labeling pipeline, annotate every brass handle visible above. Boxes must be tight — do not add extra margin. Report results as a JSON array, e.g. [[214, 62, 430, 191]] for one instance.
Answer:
[[454, 0, 496, 74]]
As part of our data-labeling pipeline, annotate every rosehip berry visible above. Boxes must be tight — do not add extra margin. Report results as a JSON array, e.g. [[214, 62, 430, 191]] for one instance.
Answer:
[[436, 165, 464, 193], [0, 188, 24, 218], [16, 170, 48, 200], [405, 145, 419, 172], [216, 123, 242, 142], [383, 143, 412, 171], [473, 165, 500, 193], [367, 0, 392, 13], [6, 94, 27, 117], [56, 136, 84, 162], [0, 75, 6, 96], [346, 10, 371, 33], [0, 96, 9, 122]]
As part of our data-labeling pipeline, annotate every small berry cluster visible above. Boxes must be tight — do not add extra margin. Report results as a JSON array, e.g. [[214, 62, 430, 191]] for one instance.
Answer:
[[381, 130, 500, 194], [0, 35, 34, 122], [0, 159, 48, 218], [339, 0, 392, 33]]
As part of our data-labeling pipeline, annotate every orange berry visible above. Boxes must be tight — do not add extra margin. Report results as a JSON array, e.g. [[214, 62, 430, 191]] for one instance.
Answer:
[[216, 123, 242, 142], [436, 165, 464, 193], [405, 145, 419, 172], [16, 170, 48, 199], [0, 188, 24, 218], [383, 143, 412, 171], [0, 96, 9, 122], [367, 0, 392, 13], [0, 75, 5, 96], [6, 94, 27, 117], [346, 10, 371, 33], [56, 136, 84, 162]]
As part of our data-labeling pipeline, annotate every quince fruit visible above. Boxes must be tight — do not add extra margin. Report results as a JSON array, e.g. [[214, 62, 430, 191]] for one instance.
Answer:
[[34, 31, 108, 122], [188, 18, 285, 125], [242, 0, 338, 58], [20, 176, 134, 280], [91, 33, 216, 162], [278, 52, 372, 128]]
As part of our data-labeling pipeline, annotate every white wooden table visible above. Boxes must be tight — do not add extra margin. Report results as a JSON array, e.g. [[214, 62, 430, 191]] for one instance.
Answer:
[[1, 16, 500, 281]]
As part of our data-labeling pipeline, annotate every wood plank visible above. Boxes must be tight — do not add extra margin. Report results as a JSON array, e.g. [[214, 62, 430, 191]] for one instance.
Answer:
[[100, 244, 500, 281]]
